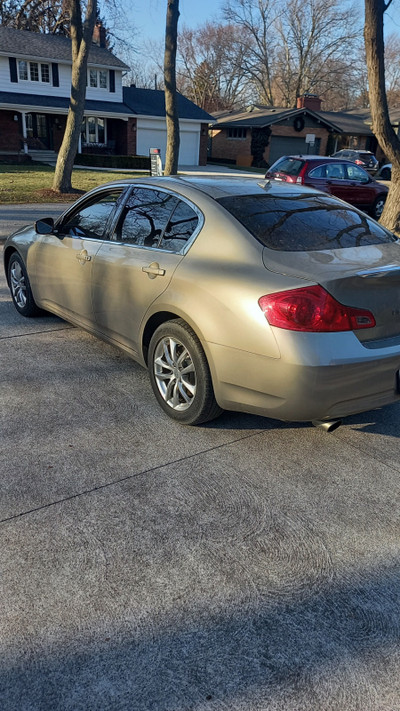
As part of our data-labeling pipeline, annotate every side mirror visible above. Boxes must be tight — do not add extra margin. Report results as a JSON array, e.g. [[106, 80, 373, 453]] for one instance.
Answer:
[[34, 217, 55, 235]]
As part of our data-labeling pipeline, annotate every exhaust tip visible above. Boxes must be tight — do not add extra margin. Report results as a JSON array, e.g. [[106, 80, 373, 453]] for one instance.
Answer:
[[312, 419, 342, 433]]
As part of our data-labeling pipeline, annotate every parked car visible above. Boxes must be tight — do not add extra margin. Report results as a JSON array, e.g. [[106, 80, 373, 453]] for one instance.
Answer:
[[330, 149, 379, 174], [265, 155, 388, 219], [4, 177, 400, 429], [376, 163, 392, 180]]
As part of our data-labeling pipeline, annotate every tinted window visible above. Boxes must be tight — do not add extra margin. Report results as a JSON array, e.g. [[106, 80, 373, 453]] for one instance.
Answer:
[[308, 165, 325, 178], [61, 191, 123, 239], [325, 162, 345, 179], [346, 164, 369, 181], [270, 157, 304, 176], [218, 193, 396, 251], [115, 188, 178, 246], [159, 201, 199, 252]]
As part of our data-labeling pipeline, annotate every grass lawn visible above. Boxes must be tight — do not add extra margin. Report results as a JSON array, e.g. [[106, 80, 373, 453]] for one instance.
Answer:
[[0, 163, 148, 203]]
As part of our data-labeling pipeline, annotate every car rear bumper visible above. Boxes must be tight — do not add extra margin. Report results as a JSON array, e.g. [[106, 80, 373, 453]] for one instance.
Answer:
[[208, 331, 400, 422]]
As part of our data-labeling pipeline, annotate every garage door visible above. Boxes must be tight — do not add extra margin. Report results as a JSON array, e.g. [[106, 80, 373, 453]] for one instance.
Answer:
[[268, 136, 320, 166], [136, 128, 200, 166]]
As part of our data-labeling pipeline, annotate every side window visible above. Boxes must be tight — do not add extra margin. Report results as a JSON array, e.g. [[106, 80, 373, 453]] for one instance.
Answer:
[[308, 165, 326, 178], [115, 188, 178, 247], [326, 163, 346, 180], [346, 164, 369, 181], [61, 191, 123, 239], [159, 200, 199, 252]]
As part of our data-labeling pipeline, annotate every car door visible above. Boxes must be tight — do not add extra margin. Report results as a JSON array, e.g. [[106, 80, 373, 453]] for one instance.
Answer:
[[91, 187, 202, 355], [324, 161, 354, 203], [344, 163, 374, 208], [30, 188, 126, 326]]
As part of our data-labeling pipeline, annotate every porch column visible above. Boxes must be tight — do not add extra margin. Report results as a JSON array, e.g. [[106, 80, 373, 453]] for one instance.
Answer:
[[21, 111, 28, 154]]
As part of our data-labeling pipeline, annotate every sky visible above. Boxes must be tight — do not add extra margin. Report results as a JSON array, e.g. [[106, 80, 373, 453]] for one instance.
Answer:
[[127, 0, 400, 44]]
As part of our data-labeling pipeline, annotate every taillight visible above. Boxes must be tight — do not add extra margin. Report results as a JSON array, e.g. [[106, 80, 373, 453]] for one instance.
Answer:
[[258, 285, 376, 332], [355, 159, 364, 166]]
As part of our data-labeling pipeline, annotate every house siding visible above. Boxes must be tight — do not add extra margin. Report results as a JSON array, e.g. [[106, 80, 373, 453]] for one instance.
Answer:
[[0, 55, 123, 102]]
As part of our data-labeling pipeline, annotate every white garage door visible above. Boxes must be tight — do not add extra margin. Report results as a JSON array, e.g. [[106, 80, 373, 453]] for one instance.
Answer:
[[136, 128, 200, 166]]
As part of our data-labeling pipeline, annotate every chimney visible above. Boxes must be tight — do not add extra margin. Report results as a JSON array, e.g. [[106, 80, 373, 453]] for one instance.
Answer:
[[93, 20, 107, 48], [296, 94, 322, 111]]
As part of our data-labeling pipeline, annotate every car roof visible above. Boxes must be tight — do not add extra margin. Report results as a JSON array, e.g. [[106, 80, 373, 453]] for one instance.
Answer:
[[273, 155, 360, 165], [85, 175, 327, 201]]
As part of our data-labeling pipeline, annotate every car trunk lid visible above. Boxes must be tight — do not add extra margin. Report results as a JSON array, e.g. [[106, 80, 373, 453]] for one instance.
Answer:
[[262, 243, 400, 342]]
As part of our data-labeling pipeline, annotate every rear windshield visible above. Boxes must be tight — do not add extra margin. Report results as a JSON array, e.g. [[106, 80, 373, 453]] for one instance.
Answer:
[[269, 157, 304, 176], [218, 193, 396, 251]]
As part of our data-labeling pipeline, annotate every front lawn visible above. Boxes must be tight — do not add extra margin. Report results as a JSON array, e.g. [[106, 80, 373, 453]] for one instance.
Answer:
[[0, 163, 148, 203]]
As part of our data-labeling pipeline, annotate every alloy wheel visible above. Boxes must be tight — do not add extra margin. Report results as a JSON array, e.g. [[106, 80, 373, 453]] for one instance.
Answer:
[[153, 336, 196, 411]]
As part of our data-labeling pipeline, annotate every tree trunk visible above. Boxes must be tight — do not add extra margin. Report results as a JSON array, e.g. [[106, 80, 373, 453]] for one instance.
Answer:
[[52, 0, 97, 193], [364, 0, 400, 234], [164, 0, 180, 175]]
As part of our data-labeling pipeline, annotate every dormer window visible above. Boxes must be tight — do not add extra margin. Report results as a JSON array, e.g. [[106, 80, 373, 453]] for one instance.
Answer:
[[18, 60, 50, 83], [89, 69, 108, 89]]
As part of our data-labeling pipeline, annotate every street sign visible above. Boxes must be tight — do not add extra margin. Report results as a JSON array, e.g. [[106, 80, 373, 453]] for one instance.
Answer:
[[305, 134, 316, 144]]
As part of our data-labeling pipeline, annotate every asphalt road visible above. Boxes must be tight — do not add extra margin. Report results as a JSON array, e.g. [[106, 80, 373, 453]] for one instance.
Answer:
[[1, 244, 400, 709]]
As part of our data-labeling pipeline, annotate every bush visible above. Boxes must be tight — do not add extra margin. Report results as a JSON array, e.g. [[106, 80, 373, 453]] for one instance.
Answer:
[[74, 154, 150, 170]]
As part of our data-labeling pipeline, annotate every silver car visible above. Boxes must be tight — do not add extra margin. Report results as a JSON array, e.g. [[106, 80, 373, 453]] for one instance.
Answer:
[[4, 177, 400, 429]]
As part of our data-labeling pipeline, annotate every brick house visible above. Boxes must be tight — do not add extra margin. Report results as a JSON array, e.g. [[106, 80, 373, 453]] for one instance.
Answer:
[[209, 94, 385, 167], [0, 24, 212, 166]]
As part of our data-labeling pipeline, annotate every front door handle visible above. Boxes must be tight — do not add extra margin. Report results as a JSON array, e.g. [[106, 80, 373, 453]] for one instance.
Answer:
[[76, 249, 91, 263], [142, 262, 166, 279]]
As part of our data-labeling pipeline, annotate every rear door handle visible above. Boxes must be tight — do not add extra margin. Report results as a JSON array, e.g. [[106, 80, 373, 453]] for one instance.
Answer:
[[142, 262, 166, 278]]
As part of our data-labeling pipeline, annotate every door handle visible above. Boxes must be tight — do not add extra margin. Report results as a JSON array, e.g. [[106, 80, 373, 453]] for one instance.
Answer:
[[142, 262, 166, 278], [76, 250, 91, 263]]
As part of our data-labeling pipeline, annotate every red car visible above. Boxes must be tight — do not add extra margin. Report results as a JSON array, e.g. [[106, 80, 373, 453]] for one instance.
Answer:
[[265, 155, 388, 220]]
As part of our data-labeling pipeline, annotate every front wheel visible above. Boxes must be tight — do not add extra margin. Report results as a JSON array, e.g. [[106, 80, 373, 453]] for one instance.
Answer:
[[371, 195, 386, 220], [8, 252, 41, 317], [148, 319, 222, 425]]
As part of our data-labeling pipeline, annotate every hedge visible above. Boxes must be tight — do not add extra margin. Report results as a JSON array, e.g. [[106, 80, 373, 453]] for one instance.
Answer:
[[74, 154, 151, 170]]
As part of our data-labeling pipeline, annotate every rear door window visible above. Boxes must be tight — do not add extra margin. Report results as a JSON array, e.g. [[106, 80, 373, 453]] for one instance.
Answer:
[[114, 188, 178, 246], [217, 193, 396, 251]]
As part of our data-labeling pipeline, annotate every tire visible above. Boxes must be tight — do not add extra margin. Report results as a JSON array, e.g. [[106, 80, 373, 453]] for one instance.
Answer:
[[8, 252, 41, 317], [380, 167, 391, 181], [371, 195, 386, 220], [148, 318, 222, 425]]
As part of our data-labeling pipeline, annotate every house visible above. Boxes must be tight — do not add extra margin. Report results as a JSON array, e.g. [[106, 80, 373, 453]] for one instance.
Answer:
[[0, 24, 212, 166], [209, 94, 392, 167]]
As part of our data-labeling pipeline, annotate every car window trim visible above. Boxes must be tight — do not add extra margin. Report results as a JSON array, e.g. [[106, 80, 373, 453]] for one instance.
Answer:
[[55, 185, 130, 241], [109, 184, 204, 255]]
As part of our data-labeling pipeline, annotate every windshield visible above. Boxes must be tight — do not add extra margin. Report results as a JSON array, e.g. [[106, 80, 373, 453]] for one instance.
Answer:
[[218, 193, 396, 252]]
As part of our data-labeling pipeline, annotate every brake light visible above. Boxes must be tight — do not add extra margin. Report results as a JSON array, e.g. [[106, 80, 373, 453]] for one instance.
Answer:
[[355, 159, 364, 166], [258, 285, 376, 332]]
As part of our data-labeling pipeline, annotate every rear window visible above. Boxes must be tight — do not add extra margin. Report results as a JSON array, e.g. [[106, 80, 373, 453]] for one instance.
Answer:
[[218, 193, 396, 251], [269, 157, 304, 176]]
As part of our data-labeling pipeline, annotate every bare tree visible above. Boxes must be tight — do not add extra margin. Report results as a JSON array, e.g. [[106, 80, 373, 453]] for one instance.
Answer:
[[365, 0, 400, 234], [164, 0, 180, 175], [52, 0, 97, 193], [177, 23, 249, 112], [223, 0, 277, 105]]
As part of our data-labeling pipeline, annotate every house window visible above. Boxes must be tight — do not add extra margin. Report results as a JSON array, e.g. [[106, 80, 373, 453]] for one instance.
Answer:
[[18, 60, 50, 83], [228, 127, 247, 139], [81, 117, 107, 145], [88, 68, 108, 89]]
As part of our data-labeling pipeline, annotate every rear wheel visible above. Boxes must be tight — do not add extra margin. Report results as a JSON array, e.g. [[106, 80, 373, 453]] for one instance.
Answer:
[[380, 167, 391, 181], [371, 195, 386, 220], [148, 319, 222, 425], [8, 252, 40, 317]]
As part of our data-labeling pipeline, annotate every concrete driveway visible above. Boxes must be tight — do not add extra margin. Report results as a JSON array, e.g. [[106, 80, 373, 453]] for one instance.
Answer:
[[1, 218, 400, 708]]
